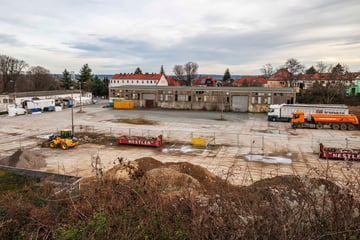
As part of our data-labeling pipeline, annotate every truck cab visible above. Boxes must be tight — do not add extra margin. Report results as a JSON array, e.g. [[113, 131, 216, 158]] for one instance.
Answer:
[[290, 110, 306, 128], [267, 104, 281, 121], [291, 111, 305, 123]]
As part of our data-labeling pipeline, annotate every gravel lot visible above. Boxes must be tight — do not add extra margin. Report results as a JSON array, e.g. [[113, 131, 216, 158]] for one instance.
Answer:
[[1, 100, 360, 187]]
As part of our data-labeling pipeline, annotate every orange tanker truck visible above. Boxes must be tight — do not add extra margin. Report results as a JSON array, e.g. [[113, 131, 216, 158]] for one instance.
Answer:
[[291, 110, 359, 130]]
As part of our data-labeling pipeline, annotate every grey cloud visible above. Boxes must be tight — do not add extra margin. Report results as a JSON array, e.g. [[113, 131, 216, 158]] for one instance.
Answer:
[[0, 33, 20, 44], [64, 42, 104, 52]]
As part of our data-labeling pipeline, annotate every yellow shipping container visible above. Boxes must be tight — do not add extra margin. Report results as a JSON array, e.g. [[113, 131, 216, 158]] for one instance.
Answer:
[[191, 137, 206, 145], [113, 100, 135, 109]]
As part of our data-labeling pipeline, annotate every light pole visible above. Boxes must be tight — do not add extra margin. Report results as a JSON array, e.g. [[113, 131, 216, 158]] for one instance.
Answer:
[[71, 92, 74, 134], [10, 80, 16, 106], [79, 79, 83, 113], [77, 78, 84, 113], [221, 81, 224, 120]]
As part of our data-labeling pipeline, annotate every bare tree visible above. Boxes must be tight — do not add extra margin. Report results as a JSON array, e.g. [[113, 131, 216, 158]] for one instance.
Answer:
[[173, 64, 185, 84], [260, 63, 274, 78], [184, 61, 198, 86], [282, 58, 305, 87], [315, 61, 328, 73], [28, 66, 55, 91], [0, 55, 28, 92]]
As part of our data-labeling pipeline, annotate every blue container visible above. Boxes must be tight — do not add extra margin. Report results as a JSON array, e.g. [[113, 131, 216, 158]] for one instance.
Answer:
[[31, 108, 41, 112]]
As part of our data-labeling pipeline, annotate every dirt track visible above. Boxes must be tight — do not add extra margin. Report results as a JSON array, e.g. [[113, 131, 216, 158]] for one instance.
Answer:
[[1, 100, 360, 187]]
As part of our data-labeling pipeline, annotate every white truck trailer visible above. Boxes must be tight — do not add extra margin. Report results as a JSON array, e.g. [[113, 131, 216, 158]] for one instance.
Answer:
[[267, 104, 349, 122]]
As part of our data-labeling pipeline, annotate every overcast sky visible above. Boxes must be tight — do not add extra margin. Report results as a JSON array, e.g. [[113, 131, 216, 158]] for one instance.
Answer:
[[1, 0, 359, 75]]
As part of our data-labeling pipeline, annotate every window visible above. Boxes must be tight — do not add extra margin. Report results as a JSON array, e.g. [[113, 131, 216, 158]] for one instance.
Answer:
[[252, 97, 256, 104]]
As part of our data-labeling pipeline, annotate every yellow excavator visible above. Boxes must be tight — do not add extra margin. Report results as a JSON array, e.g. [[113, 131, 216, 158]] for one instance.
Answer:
[[49, 129, 78, 150]]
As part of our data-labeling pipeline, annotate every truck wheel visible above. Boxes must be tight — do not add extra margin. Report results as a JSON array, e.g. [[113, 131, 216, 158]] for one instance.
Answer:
[[332, 124, 340, 130], [347, 124, 355, 131], [49, 142, 56, 148], [271, 117, 276, 122], [340, 124, 347, 131], [61, 143, 69, 150], [316, 123, 323, 129]]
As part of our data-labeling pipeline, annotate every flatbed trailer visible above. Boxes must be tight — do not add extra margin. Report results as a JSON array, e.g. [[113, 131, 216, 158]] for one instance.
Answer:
[[116, 134, 163, 147], [319, 143, 360, 160]]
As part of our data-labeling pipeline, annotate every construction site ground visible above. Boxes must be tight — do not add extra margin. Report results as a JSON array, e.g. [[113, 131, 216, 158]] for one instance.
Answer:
[[1, 100, 360, 188]]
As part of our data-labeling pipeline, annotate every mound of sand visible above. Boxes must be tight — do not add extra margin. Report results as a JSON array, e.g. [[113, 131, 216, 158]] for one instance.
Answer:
[[0, 149, 47, 169], [144, 168, 202, 195], [105, 157, 224, 196]]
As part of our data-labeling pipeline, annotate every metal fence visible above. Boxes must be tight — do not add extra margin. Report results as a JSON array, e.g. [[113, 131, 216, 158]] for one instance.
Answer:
[[70, 124, 360, 155]]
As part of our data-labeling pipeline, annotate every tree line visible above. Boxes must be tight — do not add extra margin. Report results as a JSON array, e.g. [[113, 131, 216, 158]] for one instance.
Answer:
[[0, 54, 109, 97], [1, 54, 358, 104]]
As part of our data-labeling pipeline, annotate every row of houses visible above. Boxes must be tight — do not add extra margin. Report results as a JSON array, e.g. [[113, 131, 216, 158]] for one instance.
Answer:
[[109, 70, 360, 91]]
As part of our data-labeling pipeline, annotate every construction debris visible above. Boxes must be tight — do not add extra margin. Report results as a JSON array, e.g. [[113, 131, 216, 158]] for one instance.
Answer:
[[0, 149, 47, 169]]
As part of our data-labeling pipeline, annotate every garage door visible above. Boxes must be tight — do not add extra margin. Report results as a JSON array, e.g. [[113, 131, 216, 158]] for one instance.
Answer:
[[142, 93, 155, 100], [232, 96, 248, 112]]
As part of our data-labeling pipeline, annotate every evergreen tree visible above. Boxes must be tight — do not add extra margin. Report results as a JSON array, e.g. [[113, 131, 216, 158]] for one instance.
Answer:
[[102, 77, 109, 96], [134, 67, 142, 74], [61, 69, 72, 90], [78, 64, 92, 91], [305, 66, 317, 74], [222, 68, 232, 86], [160, 65, 165, 76], [331, 63, 345, 74], [91, 75, 104, 97]]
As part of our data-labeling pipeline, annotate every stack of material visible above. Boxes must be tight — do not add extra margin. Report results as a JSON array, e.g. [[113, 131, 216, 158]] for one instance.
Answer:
[[0, 149, 47, 169]]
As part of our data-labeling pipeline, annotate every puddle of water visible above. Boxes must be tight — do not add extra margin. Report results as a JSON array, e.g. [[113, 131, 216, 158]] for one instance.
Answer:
[[244, 154, 292, 164], [162, 145, 209, 154]]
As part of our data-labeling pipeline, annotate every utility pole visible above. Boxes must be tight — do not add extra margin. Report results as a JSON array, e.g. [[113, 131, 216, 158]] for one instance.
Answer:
[[79, 80, 83, 112], [71, 92, 74, 134], [221, 81, 224, 120]]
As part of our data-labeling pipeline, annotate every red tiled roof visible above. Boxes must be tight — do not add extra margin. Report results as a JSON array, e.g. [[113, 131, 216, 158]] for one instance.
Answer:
[[269, 69, 291, 81], [166, 77, 181, 86], [233, 76, 268, 84], [112, 73, 163, 80], [296, 72, 360, 81], [193, 76, 218, 86]]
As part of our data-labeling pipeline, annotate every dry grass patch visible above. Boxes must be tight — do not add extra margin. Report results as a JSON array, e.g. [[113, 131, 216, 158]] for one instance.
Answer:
[[117, 117, 158, 125]]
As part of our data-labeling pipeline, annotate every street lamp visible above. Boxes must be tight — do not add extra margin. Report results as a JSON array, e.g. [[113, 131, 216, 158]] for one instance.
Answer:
[[77, 78, 84, 113], [221, 81, 224, 120]]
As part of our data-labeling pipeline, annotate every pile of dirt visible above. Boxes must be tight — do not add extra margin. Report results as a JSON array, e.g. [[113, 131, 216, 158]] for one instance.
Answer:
[[75, 132, 110, 145], [105, 157, 224, 196], [0, 149, 47, 169]]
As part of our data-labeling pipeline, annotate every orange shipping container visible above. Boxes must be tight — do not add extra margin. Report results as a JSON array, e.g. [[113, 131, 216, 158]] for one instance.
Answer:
[[113, 100, 134, 109]]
